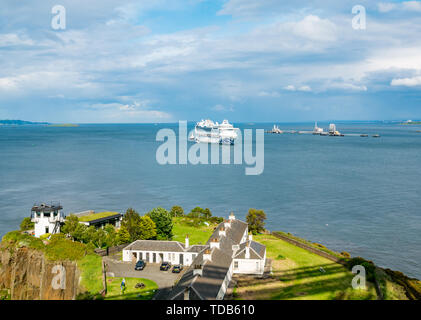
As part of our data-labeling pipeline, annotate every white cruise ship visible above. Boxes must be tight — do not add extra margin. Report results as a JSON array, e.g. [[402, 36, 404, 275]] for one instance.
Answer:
[[189, 119, 238, 144]]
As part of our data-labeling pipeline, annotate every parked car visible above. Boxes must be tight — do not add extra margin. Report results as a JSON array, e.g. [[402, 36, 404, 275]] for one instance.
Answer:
[[160, 261, 171, 271], [135, 260, 146, 271], [172, 264, 183, 273]]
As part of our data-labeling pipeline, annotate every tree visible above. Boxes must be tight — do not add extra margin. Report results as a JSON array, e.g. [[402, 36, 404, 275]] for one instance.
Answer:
[[116, 225, 131, 244], [188, 207, 203, 218], [138, 216, 157, 240], [148, 207, 173, 240], [122, 208, 142, 242], [104, 224, 117, 247], [202, 208, 212, 219], [73, 223, 88, 242], [20, 217, 34, 231], [170, 206, 184, 217], [246, 208, 267, 235], [61, 215, 80, 238]]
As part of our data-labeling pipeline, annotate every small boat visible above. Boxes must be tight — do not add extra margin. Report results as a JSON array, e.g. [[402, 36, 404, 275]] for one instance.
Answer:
[[372, 134, 380, 138], [360, 134, 368, 137]]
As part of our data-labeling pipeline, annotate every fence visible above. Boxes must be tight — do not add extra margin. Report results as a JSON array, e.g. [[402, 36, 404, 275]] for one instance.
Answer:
[[270, 231, 346, 265], [94, 243, 129, 257]]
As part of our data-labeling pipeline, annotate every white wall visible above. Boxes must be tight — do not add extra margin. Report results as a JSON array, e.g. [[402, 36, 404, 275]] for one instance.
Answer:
[[233, 258, 265, 275], [123, 249, 197, 266], [34, 218, 57, 237]]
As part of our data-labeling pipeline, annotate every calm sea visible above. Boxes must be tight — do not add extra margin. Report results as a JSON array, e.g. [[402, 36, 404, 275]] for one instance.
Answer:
[[0, 122, 420, 278]]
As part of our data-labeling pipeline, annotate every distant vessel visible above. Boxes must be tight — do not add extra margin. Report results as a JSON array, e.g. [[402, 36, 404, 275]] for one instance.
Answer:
[[268, 125, 283, 134], [313, 122, 324, 135], [328, 123, 343, 136], [373, 134, 380, 138], [190, 119, 238, 144]]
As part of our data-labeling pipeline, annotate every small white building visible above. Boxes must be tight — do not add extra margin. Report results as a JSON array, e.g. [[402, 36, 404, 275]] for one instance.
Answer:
[[31, 203, 65, 238], [122, 236, 206, 266]]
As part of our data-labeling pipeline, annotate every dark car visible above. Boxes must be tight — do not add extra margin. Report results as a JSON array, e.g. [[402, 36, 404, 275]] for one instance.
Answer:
[[160, 261, 171, 271], [135, 260, 146, 271], [172, 264, 183, 273]]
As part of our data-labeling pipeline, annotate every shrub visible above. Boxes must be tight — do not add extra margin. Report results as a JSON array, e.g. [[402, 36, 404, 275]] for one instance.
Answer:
[[45, 238, 86, 261], [345, 257, 376, 281], [20, 217, 34, 231], [39, 233, 51, 241], [341, 251, 351, 258]]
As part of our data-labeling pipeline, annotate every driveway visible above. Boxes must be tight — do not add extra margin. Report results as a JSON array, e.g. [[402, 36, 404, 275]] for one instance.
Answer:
[[103, 256, 185, 300]]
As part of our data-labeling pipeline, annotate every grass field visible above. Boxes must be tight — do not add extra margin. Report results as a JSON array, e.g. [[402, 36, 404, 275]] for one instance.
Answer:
[[172, 217, 216, 245], [77, 254, 103, 294], [105, 277, 158, 300], [232, 234, 378, 300]]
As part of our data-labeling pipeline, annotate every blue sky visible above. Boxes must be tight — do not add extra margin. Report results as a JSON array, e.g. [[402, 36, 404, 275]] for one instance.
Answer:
[[0, 0, 421, 123]]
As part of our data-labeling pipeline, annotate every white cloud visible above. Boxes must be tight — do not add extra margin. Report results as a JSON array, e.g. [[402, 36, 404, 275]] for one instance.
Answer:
[[283, 85, 312, 92], [212, 104, 234, 112], [391, 76, 421, 87], [378, 1, 421, 12], [258, 91, 280, 97]]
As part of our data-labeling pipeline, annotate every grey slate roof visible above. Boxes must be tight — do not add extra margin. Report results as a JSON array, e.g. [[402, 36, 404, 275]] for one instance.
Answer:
[[124, 240, 186, 252], [233, 240, 266, 259], [170, 218, 250, 300]]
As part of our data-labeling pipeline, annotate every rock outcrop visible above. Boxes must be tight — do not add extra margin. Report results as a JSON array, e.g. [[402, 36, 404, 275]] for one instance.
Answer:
[[0, 247, 81, 300]]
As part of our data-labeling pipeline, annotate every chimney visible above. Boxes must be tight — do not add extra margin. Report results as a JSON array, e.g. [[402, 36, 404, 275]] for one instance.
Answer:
[[185, 234, 189, 249], [219, 227, 226, 237], [224, 219, 231, 229], [184, 287, 190, 300], [229, 212, 236, 221], [210, 238, 220, 249], [193, 264, 203, 277], [203, 249, 212, 262], [248, 234, 253, 241], [245, 242, 250, 259]]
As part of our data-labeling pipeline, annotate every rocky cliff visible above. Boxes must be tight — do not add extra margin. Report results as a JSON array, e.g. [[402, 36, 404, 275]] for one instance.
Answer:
[[0, 247, 81, 300]]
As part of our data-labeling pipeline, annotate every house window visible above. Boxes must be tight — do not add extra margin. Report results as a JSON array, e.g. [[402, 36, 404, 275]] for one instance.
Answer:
[[234, 261, 239, 269], [45, 227, 49, 234], [139, 252, 143, 260]]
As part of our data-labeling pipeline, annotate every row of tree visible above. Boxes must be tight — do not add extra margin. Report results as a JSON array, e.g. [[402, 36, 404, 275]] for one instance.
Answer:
[[169, 205, 212, 219], [60, 207, 174, 248]]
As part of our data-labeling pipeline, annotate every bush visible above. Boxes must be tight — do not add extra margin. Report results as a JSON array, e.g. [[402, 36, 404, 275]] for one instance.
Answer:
[[39, 233, 51, 241], [20, 217, 34, 231], [341, 251, 351, 258], [345, 257, 376, 281], [2, 231, 45, 251], [45, 238, 87, 261]]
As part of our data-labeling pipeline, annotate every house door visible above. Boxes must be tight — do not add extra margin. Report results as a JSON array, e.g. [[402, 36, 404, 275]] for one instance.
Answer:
[[159, 253, 164, 263], [153, 253, 156, 263], [180, 253, 184, 265], [132, 252, 137, 261]]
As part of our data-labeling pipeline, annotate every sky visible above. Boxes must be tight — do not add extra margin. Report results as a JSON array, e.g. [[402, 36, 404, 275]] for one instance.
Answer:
[[0, 0, 421, 123]]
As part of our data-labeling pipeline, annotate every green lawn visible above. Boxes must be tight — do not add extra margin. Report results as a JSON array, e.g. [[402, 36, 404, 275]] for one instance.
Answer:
[[78, 211, 120, 222], [233, 234, 377, 300], [172, 217, 216, 245], [77, 254, 103, 294], [105, 277, 158, 300]]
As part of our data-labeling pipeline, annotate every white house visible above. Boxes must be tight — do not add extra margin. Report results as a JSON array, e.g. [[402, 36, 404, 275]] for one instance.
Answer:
[[123, 211, 267, 300], [31, 203, 65, 238], [122, 236, 206, 266]]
